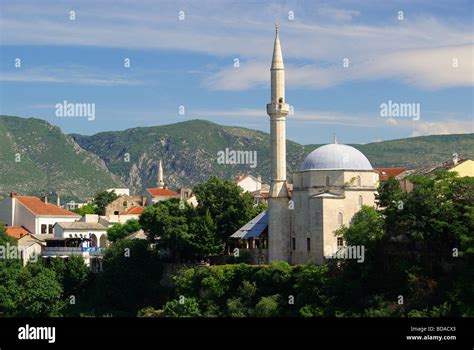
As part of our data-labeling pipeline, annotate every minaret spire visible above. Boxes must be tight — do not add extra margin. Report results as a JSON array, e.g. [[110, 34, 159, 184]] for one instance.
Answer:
[[333, 132, 337, 144], [158, 159, 165, 189], [271, 24, 284, 71]]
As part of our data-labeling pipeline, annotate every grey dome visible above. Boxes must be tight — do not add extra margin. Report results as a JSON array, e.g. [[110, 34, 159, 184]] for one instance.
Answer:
[[301, 143, 373, 171]]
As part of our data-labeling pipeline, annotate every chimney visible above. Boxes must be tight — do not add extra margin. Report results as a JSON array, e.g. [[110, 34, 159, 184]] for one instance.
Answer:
[[57, 193, 61, 207], [452, 153, 459, 166], [43, 196, 48, 204], [141, 196, 147, 206]]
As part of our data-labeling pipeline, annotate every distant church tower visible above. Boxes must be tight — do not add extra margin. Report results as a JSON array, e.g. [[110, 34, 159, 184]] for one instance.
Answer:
[[267, 24, 290, 262], [158, 159, 165, 189]]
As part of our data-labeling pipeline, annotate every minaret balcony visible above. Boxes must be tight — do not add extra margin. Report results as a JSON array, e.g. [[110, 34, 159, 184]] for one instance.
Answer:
[[267, 102, 290, 116]]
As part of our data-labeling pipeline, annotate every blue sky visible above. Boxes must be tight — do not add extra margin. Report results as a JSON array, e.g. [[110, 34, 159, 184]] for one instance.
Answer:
[[0, 0, 472, 144]]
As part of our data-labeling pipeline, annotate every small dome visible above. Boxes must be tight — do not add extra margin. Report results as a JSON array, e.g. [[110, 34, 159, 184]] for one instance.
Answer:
[[301, 143, 373, 171]]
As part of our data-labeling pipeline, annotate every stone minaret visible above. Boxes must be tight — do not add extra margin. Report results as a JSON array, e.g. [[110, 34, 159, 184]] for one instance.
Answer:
[[267, 24, 290, 262], [158, 159, 165, 189]]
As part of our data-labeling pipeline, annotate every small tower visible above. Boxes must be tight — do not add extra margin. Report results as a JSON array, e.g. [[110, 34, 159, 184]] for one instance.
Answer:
[[158, 160, 165, 189], [267, 24, 290, 262]]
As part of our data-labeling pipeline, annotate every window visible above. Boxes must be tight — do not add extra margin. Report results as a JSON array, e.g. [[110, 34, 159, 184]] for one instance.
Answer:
[[48, 224, 53, 234], [114, 211, 119, 215], [279, 97, 283, 103], [338, 212, 343, 226], [123, 201, 128, 207], [306, 238, 311, 252], [325, 176, 330, 187], [337, 237, 344, 248], [292, 237, 296, 251], [358, 195, 363, 206], [41, 224, 47, 234], [357, 175, 362, 186]]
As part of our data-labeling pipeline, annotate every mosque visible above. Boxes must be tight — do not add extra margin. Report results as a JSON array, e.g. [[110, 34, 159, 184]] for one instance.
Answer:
[[231, 25, 379, 264]]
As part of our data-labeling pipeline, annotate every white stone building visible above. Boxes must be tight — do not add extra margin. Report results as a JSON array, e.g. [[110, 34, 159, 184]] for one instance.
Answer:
[[234, 175, 262, 193], [53, 215, 108, 248], [0, 194, 80, 235]]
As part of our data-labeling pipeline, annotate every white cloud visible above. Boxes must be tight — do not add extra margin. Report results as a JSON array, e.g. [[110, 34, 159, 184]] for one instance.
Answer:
[[317, 7, 360, 21], [411, 120, 473, 136], [205, 45, 474, 90], [0, 66, 143, 86], [192, 108, 474, 137], [386, 118, 398, 126], [1, 1, 472, 90]]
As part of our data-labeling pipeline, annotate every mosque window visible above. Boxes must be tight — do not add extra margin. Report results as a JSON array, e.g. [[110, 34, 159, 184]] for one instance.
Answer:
[[338, 212, 343, 226], [279, 97, 283, 103], [292, 237, 296, 251], [306, 238, 311, 251], [357, 175, 361, 186], [358, 195, 363, 206], [326, 176, 330, 187], [337, 237, 344, 248]]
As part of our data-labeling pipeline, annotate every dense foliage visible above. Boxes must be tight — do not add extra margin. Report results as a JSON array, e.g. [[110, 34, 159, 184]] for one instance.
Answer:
[[0, 172, 472, 317], [107, 219, 141, 243]]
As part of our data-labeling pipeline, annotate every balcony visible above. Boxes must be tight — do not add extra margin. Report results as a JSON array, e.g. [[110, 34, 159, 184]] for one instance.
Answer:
[[42, 246, 106, 257]]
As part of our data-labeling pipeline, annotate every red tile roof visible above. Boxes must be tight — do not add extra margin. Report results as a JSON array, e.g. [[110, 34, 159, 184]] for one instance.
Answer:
[[375, 167, 406, 181], [5, 226, 30, 239], [16, 196, 80, 216], [147, 188, 179, 197], [121, 206, 145, 215]]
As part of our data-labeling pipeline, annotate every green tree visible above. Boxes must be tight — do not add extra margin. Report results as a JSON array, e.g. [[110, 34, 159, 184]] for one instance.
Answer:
[[140, 199, 223, 261], [163, 297, 201, 317], [16, 263, 65, 317], [107, 219, 141, 243], [91, 239, 165, 316], [93, 190, 118, 215], [254, 295, 280, 317], [193, 176, 260, 246], [72, 203, 97, 216]]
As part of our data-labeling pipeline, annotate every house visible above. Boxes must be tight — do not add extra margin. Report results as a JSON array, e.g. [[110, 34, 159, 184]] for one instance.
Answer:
[[397, 156, 473, 192], [146, 188, 180, 206], [17, 234, 46, 266], [106, 188, 130, 196], [187, 195, 199, 208], [233, 175, 262, 193], [375, 167, 406, 182], [5, 226, 29, 239], [104, 195, 143, 222], [0, 194, 80, 235], [53, 217, 108, 248], [108, 205, 145, 224], [125, 229, 147, 240]]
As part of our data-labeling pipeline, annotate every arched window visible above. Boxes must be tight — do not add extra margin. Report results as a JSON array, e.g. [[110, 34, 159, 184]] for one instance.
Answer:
[[338, 212, 343, 226], [326, 176, 330, 187], [357, 175, 361, 186], [358, 195, 363, 206]]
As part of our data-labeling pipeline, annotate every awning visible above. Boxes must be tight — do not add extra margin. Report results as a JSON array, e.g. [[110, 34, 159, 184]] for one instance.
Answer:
[[230, 210, 268, 239]]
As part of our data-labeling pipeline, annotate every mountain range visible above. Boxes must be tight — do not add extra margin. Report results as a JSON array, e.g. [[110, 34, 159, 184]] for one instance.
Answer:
[[1, 115, 472, 202]]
